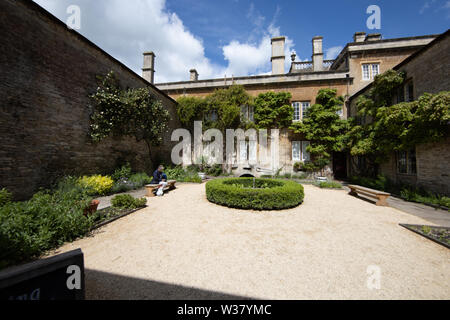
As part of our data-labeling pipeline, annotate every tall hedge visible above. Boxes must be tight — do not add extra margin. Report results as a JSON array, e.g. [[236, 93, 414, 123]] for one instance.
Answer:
[[205, 178, 304, 210]]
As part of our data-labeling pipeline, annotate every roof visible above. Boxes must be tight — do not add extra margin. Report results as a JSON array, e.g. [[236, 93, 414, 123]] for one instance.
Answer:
[[348, 29, 450, 102]]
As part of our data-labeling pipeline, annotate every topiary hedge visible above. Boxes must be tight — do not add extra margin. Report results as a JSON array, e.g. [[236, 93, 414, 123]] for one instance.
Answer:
[[205, 178, 304, 210]]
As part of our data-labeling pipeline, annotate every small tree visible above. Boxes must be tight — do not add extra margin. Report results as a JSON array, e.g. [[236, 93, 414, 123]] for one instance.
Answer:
[[254, 91, 294, 128], [89, 71, 170, 163], [291, 89, 349, 174]]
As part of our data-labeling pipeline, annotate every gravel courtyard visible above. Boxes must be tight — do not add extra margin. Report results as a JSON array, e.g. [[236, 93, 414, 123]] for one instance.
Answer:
[[52, 183, 450, 299]]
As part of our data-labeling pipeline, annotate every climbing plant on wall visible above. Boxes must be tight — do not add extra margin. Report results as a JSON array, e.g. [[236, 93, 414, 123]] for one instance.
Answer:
[[176, 85, 252, 131], [253, 91, 294, 129], [290, 88, 349, 172], [89, 71, 170, 162], [348, 69, 450, 165]]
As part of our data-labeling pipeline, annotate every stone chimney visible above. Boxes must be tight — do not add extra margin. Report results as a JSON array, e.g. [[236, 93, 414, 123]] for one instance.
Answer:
[[271, 36, 285, 75], [142, 51, 155, 84], [366, 33, 382, 41], [190, 69, 199, 81], [353, 32, 366, 43], [312, 36, 323, 72]]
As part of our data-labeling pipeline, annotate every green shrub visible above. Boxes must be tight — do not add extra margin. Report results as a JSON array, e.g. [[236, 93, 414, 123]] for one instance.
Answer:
[[0, 190, 93, 269], [316, 181, 342, 189], [293, 162, 302, 171], [111, 179, 135, 193], [206, 164, 223, 177], [206, 178, 304, 210], [165, 166, 202, 183], [111, 194, 147, 209], [78, 175, 114, 195], [0, 188, 12, 206], [128, 172, 152, 187], [112, 162, 132, 181], [292, 172, 308, 180]]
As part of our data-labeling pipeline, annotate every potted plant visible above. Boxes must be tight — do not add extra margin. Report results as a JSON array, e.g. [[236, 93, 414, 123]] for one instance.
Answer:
[[197, 156, 208, 180], [84, 199, 100, 216], [293, 161, 303, 172]]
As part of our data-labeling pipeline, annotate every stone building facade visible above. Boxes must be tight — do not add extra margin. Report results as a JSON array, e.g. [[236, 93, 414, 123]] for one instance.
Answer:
[[0, 0, 180, 199], [153, 31, 438, 178], [348, 30, 450, 195]]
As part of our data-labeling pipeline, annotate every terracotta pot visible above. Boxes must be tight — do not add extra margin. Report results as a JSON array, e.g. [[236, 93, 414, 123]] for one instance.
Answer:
[[84, 199, 100, 216]]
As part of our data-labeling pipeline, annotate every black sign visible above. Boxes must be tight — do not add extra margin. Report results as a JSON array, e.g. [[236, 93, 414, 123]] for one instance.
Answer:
[[0, 249, 85, 300]]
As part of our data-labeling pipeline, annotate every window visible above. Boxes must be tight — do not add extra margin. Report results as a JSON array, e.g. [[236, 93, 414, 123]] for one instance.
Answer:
[[301, 141, 310, 161], [362, 63, 380, 80], [206, 110, 218, 121], [248, 106, 254, 122], [397, 86, 405, 103], [239, 140, 248, 163], [292, 101, 310, 121], [397, 149, 417, 175], [407, 82, 414, 102], [301, 102, 310, 119], [241, 105, 254, 122], [292, 102, 301, 121], [292, 141, 301, 161], [292, 141, 310, 162], [372, 64, 379, 78]]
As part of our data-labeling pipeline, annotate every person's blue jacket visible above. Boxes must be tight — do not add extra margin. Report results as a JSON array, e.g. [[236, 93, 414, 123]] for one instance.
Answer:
[[150, 170, 163, 184]]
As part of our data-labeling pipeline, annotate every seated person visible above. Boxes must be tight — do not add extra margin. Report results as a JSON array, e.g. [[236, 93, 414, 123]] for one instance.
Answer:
[[151, 165, 167, 196], [150, 165, 166, 184]]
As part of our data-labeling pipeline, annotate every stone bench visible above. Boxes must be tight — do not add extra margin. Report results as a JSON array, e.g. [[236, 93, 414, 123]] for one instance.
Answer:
[[145, 180, 176, 197], [348, 184, 390, 206]]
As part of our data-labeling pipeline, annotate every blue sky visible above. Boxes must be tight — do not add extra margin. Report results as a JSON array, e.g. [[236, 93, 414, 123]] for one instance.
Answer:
[[34, 0, 449, 83]]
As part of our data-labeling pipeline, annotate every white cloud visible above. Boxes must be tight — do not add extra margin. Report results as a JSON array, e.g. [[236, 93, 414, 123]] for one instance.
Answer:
[[33, 0, 294, 82], [419, 0, 436, 14], [325, 46, 343, 60]]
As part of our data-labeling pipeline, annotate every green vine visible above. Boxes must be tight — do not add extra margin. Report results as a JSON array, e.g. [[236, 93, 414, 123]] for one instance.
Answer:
[[89, 71, 170, 162]]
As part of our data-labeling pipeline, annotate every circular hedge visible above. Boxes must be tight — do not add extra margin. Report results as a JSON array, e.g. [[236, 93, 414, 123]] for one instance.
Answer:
[[205, 177, 304, 210]]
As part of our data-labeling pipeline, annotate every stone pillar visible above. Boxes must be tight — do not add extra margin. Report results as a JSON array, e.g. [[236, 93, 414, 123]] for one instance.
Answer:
[[190, 69, 199, 81], [312, 36, 323, 72], [271, 36, 285, 75], [142, 51, 155, 84]]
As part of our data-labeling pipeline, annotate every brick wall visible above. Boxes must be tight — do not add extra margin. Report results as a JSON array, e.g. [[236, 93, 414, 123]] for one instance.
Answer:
[[348, 33, 450, 195], [0, 0, 179, 200]]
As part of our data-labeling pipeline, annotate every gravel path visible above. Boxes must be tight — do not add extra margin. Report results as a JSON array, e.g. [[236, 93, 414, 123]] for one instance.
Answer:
[[52, 183, 450, 299]]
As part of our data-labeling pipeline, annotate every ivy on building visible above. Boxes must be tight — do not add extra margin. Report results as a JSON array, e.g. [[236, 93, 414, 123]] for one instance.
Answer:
[[176, 85, 251, 131], [348, 69, 450, 166], [176, 85, 295, 131], [290, 89, 349, 172], [88, 71, 170, 162]]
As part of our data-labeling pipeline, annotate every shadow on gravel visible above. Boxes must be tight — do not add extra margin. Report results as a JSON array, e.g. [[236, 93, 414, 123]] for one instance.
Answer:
[[85, 269, 252, 300]]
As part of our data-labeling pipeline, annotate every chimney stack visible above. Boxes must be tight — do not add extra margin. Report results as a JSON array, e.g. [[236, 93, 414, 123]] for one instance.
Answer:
[[312, 36, 323, 72], [190, 69, 199, 81], [353, 32, 366, 43], [142, 51, 155, 83], [365, 33, 382, 41], [271, 36, 285, 75]]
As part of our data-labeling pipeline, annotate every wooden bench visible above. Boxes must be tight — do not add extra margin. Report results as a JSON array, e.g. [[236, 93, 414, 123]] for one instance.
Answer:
[[145, 180, 176, 197], [348, 184, 390, 206]]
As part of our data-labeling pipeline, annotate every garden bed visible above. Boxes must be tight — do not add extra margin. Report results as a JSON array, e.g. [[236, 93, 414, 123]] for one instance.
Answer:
[[91, 205, 146, 230], [399, 224, 450, 249], [206, 177, 304, 210]]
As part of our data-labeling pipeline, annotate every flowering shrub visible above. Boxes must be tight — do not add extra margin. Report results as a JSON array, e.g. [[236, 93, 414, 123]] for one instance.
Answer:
[[78, 175, 114, 196]]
